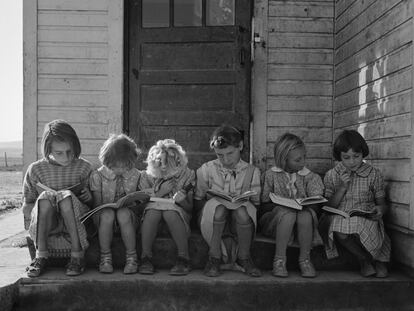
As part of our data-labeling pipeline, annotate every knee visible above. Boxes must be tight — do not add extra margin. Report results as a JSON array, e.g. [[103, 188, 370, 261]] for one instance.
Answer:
[[116, 208, 132, 225], [38, 199, 53, 215], [58, 197, 72, 211], [281, 211, 297, 225], [162, 210, 179, 223], [99, 208, 115, 224], [213, 205, 227, 222], [297, 210, 312, 227], [233, 207, 251, 224]]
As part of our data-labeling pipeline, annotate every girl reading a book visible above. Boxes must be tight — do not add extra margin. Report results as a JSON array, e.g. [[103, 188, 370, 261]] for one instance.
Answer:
[[194, 125, 262, 277], [90, 134, 142, 274], [260, 133, 324, 278], [23, 120, 93, 277], [322, 130, 390, 278], [138, 139, 195, 275]]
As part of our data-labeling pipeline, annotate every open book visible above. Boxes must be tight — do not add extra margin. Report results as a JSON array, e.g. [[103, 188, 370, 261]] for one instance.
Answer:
[[37, 182, 84, 196], [206, 189, 257, 203], [321, 206, 376, 219], [269, 193, 327, 210], [80, 191, 150, 223]]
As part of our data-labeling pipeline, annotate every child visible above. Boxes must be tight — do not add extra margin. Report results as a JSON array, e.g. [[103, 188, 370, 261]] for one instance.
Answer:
[[23, 119, 93, 277], [90, 134, 142, 274], [323, 130, 390, 278], [194, 125, 262, 277], [260, 133, 324, 278], [139, 139, 195, 276]]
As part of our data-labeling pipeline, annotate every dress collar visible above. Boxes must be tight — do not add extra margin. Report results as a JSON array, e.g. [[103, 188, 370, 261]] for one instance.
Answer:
[[98, 166, 135, 181], [270, 166, 311, 176], [335, 161, 372, 177]]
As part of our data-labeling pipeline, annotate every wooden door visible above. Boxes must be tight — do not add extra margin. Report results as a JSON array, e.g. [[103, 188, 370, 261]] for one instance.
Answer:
[[126, 0, 252, 169]]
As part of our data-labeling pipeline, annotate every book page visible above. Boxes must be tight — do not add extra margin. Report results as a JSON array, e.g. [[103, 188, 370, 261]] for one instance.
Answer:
[[296, 195, 327, 205], [269, 193, 302, 210], [321, 206, 349, 218]]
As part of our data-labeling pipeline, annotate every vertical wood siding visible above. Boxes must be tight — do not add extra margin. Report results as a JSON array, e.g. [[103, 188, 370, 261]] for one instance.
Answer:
[[266, 0, 334, 174], [26, 0, 123, 166], [333, 0, 414, 265]]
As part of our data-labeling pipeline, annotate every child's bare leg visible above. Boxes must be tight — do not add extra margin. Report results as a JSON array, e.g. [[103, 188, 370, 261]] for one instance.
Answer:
[[233, 206, 253, 260], [36, 199, 58, 256], [275, 211, 296, 258], [209, 205, 227, 258], [297, 210, 313, 261], [163, 211, 188, 258], [98, 208, 115, 253], [116, 208, 136, 253], [58, 197, 81, 253], [141, 209, 162, 258]]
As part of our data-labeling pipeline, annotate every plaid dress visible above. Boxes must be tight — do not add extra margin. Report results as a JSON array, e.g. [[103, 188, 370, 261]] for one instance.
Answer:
[[323, 162, 391, 261], [24, 158, 92, 257], [259, 166, 324, 247]]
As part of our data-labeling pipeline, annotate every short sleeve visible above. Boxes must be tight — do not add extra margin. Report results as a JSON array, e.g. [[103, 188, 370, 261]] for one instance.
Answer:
[[261, 170, 274, 203], [89, 170, 103, 193], [323, 169, 336, 199], [194, 164, 209, 200], [372, 169, 385, 200], [23, 163, 38, 204], [306, 172, 324, 197]]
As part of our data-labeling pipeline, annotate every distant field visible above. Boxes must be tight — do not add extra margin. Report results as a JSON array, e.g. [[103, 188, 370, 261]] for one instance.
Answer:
[[0, 171, 23, 211], [0, 140, 23, 170]]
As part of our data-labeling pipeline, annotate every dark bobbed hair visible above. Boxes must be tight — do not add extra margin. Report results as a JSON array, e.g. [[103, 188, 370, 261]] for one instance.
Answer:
[[333, 130, 369, 161], [273, 133, 305, 170], [209, 125, 243, 149], [41, 119, 81, 159], [99, 133, 140, 169]]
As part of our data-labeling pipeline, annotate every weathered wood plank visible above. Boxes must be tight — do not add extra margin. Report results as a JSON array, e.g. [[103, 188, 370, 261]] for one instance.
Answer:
[[269, 48, 333, 65], [335, 21, 412, 80], [336, 0, 401, 48], [269, 2, 333, 18], [268, 81, 332, 96], [388, 228, 414, 267], [268, 112, 331, 127], [367, 137, 411, 160], [334, 68, 411, 112], [38, 0, 108, 11], [38, 27, 108, 43], [38, 76, 108, 91], [38, 42, 108, 59], [267, 127, 332, 143], [335, 0, 357, 19], [38, 59, 107, 75], [38, 123, 110, 140], [38, 11, 107, 27], [268, 17, 333, 33], [335, 113, 411, 141], [386, 203, 410, 228], [336, 0, 376, 34], [334, 90, 411, 128], [335, 45, 411, 96], [268, 95, 332, 111], [368, 159, 410, 182], [386, 181, 410, 205], [268, 33, 333, 49], [38, 91, 108, 107], [38, 108, 109, 124], [335, 0, 412, 65], [268, 65, 333, 81]]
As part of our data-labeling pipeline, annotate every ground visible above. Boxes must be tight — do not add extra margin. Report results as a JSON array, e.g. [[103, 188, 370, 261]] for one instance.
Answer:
[[0, 168, 23, 215]]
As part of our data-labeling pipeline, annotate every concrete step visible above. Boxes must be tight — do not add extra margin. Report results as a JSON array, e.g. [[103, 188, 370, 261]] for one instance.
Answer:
[[12, 270, 414, 311]]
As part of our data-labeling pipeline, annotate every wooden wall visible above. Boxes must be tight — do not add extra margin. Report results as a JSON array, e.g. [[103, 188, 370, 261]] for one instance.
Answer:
[[23, 0, 123, 168], [265, 0, 334, 174], [334, 0, 414, 268]]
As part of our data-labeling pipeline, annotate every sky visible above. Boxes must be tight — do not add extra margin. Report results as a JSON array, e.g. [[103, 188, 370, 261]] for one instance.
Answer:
[[0, 1, 22, 143]]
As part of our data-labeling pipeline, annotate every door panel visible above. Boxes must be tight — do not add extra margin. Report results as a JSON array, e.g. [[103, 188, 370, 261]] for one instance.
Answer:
[[127, 0, 252, 169]]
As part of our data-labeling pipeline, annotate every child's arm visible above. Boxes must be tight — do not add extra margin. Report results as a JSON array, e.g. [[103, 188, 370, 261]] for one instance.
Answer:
[[325, 170, 350, 208], [22, 200, 35, 230], [371, 197, 387, 221]]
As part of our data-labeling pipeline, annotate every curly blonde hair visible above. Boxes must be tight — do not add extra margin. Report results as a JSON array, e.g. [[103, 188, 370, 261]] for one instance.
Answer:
[[146, 139, 188, 178]]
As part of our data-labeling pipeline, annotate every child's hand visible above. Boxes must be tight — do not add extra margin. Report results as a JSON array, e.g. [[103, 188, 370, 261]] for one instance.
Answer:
[[78, 188, 92, 204], [156, 179, 174, 197], [370, 205, 385, 221], [339, 171, 351, 189], [173, 190, 186, 203]]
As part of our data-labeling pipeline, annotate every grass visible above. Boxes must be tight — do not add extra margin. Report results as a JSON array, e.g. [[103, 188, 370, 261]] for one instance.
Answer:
[[0, 169, 23, 215]]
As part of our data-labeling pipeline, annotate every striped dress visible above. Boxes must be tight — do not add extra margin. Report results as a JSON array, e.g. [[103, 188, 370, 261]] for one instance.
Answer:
[[323, 162, 391, 261], [23, 158, 92, 257]]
